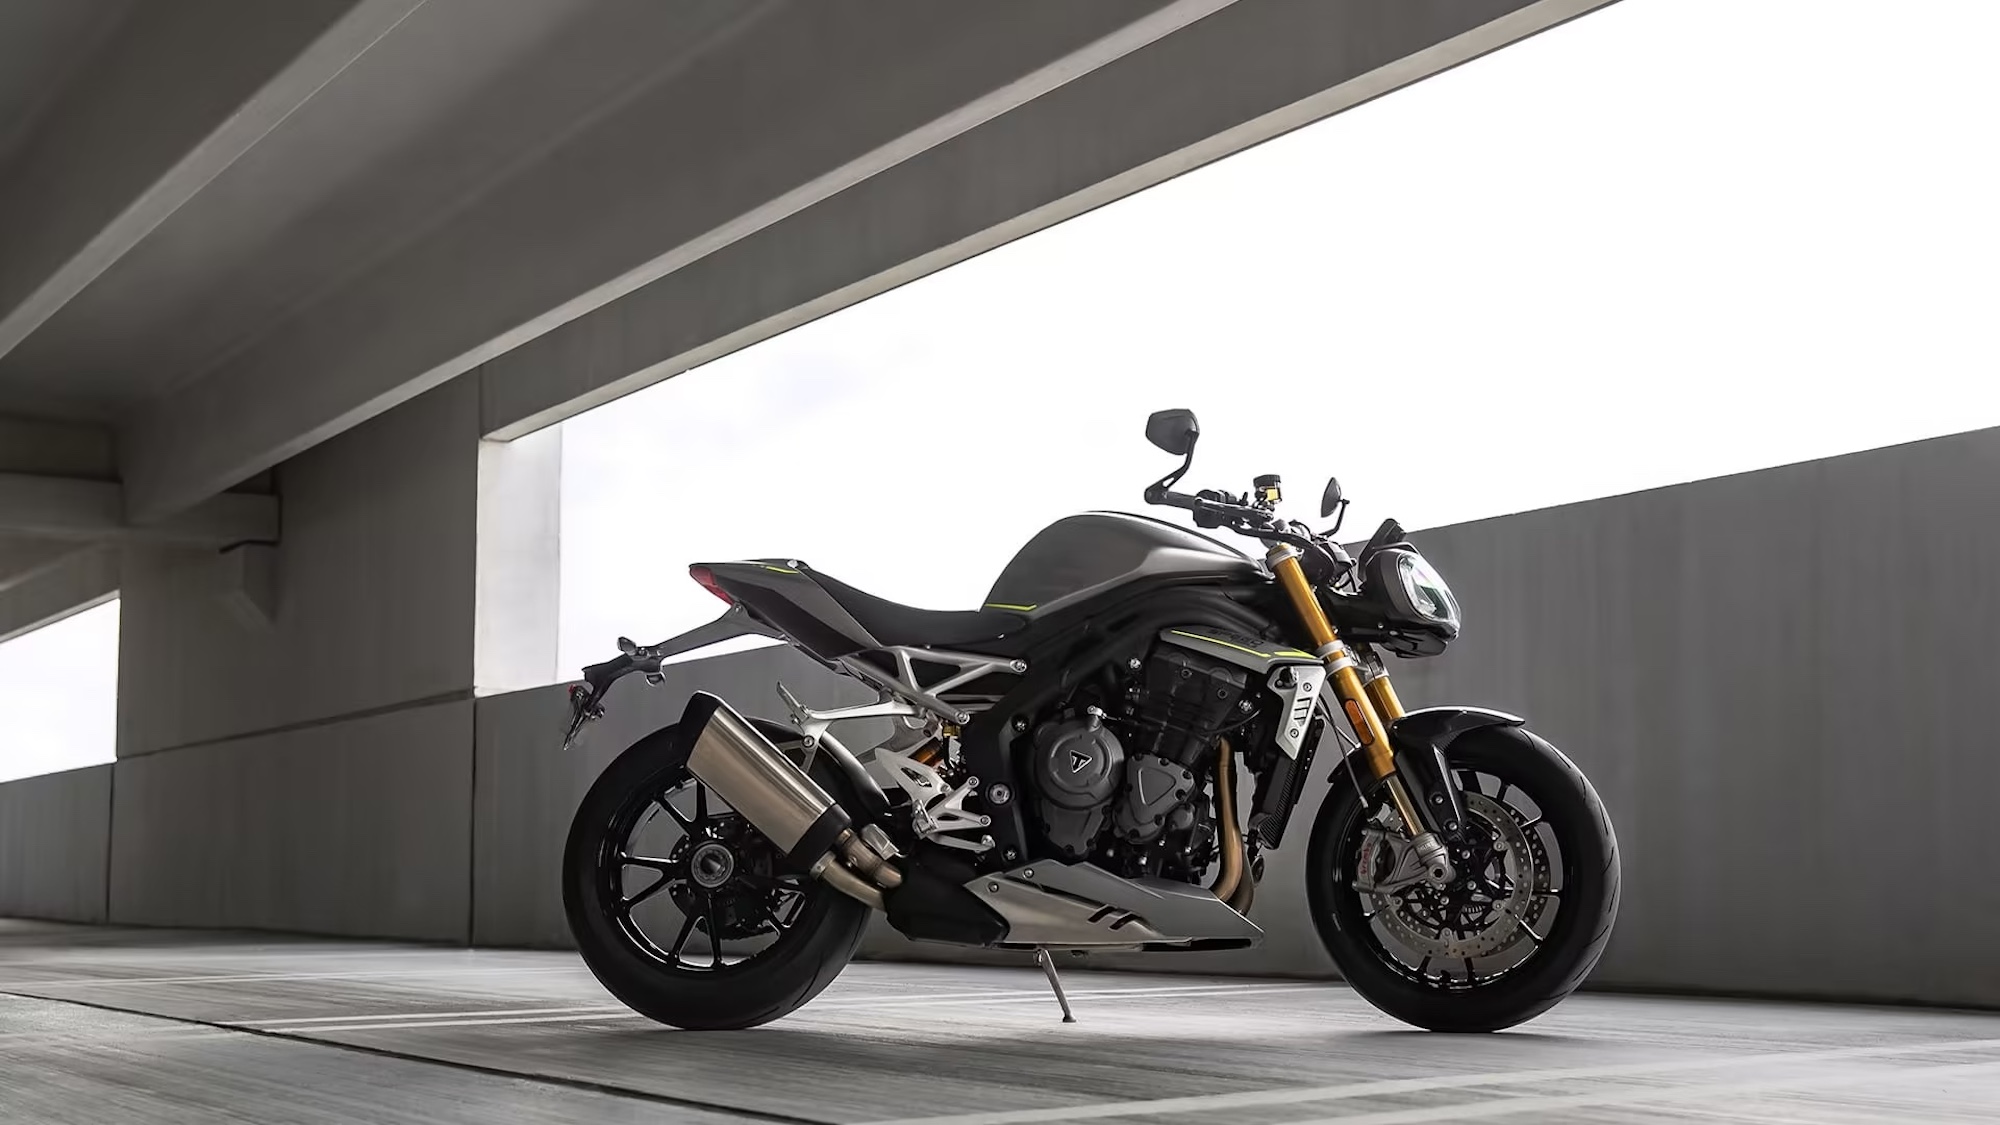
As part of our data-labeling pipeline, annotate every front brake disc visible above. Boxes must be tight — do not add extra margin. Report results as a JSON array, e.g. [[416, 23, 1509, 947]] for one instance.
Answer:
[[1364, 792, 1547, 961]]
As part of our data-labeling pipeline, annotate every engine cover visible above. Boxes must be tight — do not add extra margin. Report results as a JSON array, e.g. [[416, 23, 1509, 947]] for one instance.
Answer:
[[1114, 754, 1195, 844], [1030, 715, 1125, 857]]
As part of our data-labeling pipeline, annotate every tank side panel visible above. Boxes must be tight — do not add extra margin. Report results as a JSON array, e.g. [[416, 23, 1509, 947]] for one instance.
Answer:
[[985, 512, 1258, 614]]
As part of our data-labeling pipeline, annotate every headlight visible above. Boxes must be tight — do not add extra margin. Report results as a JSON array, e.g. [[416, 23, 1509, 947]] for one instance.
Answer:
[[1396, 553, 1459, 627]]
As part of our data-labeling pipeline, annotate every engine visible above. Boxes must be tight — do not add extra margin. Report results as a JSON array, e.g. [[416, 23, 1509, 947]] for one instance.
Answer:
[[1026, 643, 1257, 882]]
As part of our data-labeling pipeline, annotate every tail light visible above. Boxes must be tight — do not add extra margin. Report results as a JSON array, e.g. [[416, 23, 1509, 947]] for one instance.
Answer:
[[688, 565, 734, 605]]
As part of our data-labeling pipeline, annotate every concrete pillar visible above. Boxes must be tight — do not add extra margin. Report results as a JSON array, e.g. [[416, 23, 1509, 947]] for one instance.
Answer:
[[107, 378, 490, 940], [474, 426, 561, 696]]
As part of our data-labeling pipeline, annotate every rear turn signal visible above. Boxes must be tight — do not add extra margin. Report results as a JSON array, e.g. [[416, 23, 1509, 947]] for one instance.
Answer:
[[688, 565, 735, 605]]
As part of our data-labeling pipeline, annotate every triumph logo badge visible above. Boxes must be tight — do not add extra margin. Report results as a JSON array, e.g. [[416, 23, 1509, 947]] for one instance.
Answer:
[[1068, 749, 1093, 773]]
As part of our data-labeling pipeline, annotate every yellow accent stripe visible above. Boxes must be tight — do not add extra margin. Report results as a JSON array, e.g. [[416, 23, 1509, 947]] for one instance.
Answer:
[[1169, 630, 1312, 661], [761, 565, 800, 574], [985, 602, 1037, 612]]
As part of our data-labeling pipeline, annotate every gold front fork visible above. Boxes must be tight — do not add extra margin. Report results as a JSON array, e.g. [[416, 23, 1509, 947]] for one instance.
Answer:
[[1268, 546, 1426, 835]]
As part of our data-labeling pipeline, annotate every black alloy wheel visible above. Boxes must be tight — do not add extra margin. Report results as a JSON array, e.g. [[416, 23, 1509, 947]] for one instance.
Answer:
[[1306, 724, 1619, 1032], [563, 719, 871, 1029]]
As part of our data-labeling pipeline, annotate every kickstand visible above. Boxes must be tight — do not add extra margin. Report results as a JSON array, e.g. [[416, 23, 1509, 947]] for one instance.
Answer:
[[1035, 947, 1076, 1023]]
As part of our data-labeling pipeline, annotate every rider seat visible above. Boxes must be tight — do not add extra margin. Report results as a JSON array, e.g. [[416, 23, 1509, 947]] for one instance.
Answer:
[[803, 568, 1026, 648]]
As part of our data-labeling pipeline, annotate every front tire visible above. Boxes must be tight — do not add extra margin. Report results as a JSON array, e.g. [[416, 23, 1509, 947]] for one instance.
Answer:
[[563, 719, 871, 1030], [1306, 725, 1619, 1032]]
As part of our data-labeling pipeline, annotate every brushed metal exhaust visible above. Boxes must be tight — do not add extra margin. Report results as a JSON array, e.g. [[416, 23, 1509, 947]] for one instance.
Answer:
[[677, 693, 898, 907]]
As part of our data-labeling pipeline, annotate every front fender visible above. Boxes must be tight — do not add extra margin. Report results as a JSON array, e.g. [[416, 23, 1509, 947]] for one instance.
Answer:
[[1390, 706, 1524, 755], [1389, 706, 1524, 840]]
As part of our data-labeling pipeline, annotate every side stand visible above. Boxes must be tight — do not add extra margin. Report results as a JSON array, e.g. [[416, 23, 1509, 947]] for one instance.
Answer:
[[1035, 947, 1076, 1023]]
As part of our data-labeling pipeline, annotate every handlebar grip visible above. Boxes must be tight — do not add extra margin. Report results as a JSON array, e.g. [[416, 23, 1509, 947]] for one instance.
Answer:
[[1145, 484, 1205, 511]]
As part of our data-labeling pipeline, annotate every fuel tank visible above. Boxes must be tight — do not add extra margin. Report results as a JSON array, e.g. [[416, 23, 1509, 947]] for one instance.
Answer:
[[983, 512, 1260, 617]]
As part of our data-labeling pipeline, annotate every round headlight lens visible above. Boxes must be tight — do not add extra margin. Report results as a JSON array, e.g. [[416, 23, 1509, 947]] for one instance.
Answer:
[[1396, 553, 1460, 626]]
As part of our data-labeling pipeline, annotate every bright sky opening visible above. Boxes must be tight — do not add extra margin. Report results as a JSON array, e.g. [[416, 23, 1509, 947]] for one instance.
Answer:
[[557, 0, 2000, 672]]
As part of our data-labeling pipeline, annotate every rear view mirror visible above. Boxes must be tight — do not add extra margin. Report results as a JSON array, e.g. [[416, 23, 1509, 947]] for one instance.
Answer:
[[1320, 477, 1345, 518], [1145, 408, 1200, 456]]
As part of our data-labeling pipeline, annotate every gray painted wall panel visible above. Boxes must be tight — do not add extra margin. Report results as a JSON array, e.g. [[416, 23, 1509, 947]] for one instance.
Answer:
[[472, 644, 870, 947], [108, 700, 472, 941], [0, 764, 109, 922]]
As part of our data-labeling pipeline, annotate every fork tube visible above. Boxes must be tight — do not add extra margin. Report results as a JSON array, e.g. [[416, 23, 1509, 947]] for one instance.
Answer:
[[1363, 674, 1405, 722], [1266, 547, 1425, 831]]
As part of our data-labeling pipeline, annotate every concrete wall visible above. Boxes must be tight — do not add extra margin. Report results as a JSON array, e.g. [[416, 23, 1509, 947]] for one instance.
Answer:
[[0, 764, 109, 923], [109, 701, 471, 940]]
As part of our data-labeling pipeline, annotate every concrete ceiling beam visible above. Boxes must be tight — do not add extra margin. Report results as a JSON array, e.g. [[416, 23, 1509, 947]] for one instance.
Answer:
[[0, 415, 115, 478], [117, 0, 1237, 523], [0, 473, 275, 548], [0, 0, 423, 373], [0, 537, 90, 597], [480, 0, 1616, 440], [0, 542, 117, 646]]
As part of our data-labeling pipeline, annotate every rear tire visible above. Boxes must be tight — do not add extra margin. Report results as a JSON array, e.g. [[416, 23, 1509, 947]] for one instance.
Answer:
[[563, 719, 872, 1030], [1306, 725, 1618, 1032]]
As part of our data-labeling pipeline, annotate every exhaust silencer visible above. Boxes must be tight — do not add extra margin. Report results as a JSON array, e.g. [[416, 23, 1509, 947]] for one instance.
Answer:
[[677, 692, 903, 913], [679, 693, 854, 873]]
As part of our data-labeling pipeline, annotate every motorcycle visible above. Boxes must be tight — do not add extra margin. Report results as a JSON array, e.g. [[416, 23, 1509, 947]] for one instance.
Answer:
[[560, 409, 1619, 1031]]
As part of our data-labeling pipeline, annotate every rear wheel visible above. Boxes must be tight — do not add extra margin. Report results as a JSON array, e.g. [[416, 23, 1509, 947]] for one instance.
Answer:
[[562, 719, 871, 1029], [1306, 725, 1619, 1032]]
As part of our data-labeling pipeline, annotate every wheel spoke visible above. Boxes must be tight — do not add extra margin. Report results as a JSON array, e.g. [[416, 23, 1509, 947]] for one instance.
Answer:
[[622, 870, 672, 911], [669, 912, 698, 962], [779, 893, 807, 928], [695, 783, 710, 825], [620, 852, 675, 872], [1506, 909, 1547, 945], [658, 797, 695, 831], [1464, 957, 1476, 981], [705, 893, 723, 968], [757, 900, 791, 933]]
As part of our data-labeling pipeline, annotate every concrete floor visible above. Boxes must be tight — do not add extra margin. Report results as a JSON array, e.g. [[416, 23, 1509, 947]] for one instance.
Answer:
[[1, 921, 1996, 1124]]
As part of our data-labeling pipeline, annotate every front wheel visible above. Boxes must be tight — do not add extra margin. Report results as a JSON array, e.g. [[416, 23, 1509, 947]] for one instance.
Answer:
[[1306, 725, 1619, 1032]]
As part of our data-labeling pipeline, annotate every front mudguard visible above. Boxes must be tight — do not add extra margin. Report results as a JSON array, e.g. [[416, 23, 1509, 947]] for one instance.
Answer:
[[1334, 706, 1524, 841]]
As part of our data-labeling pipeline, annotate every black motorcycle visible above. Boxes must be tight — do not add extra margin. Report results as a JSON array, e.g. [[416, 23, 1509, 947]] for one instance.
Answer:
[[561, 409, 1619, 1031]]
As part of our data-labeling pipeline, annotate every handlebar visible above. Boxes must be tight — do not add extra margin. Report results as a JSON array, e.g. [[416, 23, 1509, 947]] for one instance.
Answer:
[[1145, 480, 1352, 583]]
